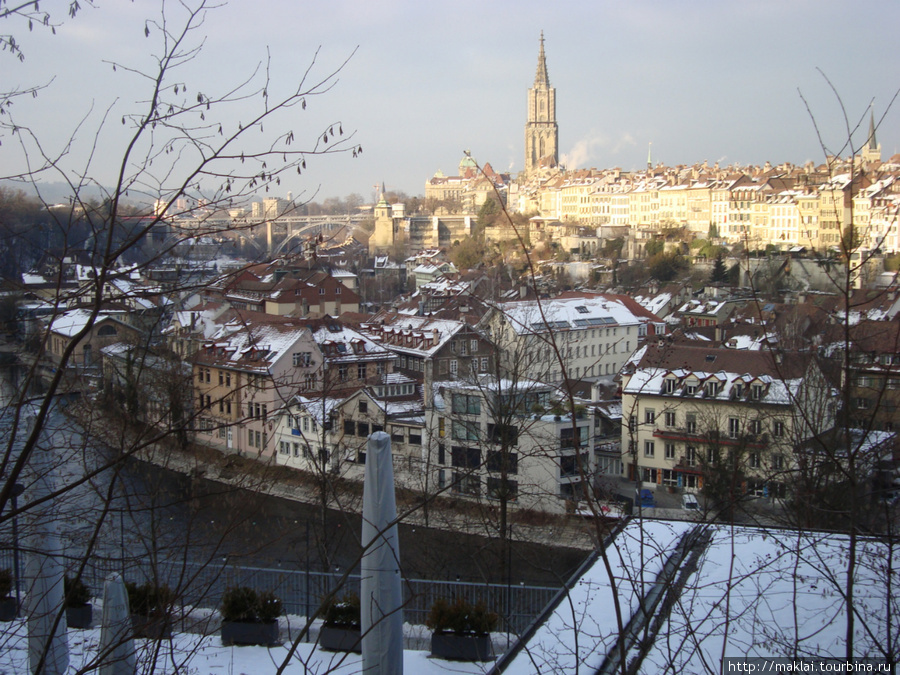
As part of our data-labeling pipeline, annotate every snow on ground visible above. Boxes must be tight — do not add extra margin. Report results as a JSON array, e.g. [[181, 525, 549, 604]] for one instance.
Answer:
[[503, 520, 693, 674], [638, 526, 900, 672], [0, 619, 494, 674]]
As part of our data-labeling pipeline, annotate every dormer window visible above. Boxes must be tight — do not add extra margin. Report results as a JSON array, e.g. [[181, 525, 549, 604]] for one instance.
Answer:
[[751, 384, 763, 400], [664, 378, 677, 394], [705, 382, 719, 397]]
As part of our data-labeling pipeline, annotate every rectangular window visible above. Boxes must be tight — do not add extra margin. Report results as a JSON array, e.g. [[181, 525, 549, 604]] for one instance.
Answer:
[[339, 364, 348, 382], [665, 411, 676, 428], [470, 339, 478, 355], [686, 413, 697, 433], [359, 400, 368, 414], [773, 420, 785, 437], [560, 453, 588, 477], [452, 420, 480, 441], [343, 420, 355, 436], [665, 378, 677, 394], [452, 472, 480, 496], [644, 440, 655, 458], [460, 341, 467, 356], [749, 452, 761, 469], [728, 417, 740, 439], [487, 477, 517, 501], [665, 443, 676, 459], [487, 423, 519, 446], [357, 421, 369, 437], [480, 357, 489, 372], [486, 451, 518, 475], [749, 419, 762, 435], [451, 446, 481, 469], [450, 359, 458, 375], [408, 431, 422, 445], [357, 363, 366, 381], [645, 409, 655, 424], [390, 426, 404, 443], [685, 446, 697, 467], [438, 417, 445, 438], [451, 394, 481, 415]]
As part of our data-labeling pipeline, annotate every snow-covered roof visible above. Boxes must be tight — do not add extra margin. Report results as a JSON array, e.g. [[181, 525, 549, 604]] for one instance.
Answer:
[[360, 315, 468, 358], [47, 309, 125, 337], [499, 294, 656, 335]]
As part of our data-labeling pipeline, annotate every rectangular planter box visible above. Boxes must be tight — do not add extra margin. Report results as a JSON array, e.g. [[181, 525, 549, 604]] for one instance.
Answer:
[[0, 598, 16, 622], [319, 625, 362, 653], [66, 604, 93, 629], [221, 620, 280, 646], [431, 633, 493, 661]]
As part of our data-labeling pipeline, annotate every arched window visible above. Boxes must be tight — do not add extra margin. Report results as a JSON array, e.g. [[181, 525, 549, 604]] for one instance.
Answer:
[[97, 324, 118, 337]]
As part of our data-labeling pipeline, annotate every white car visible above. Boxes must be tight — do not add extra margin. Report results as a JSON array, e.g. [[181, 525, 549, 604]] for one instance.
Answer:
[[682, 493, 699, 510]]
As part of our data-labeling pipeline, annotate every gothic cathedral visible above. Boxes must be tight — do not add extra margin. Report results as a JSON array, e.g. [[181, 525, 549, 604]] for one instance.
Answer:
[[525, 32, 558, 175]]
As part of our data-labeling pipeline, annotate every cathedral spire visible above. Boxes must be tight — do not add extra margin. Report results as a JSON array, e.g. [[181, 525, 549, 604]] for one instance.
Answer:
[[867, 107, 878, 150], [525, 32, 558, 175], [534, 31, 549, 87]]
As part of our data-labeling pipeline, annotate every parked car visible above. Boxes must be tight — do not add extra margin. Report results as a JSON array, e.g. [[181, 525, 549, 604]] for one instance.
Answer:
[[682, 493, 699, 510], [638, 489, 655, 508]]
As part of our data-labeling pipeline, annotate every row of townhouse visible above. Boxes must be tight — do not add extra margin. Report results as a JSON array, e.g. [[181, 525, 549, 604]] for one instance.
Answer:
[[516, 163, 900, 254], [620, 342, 837, 496]]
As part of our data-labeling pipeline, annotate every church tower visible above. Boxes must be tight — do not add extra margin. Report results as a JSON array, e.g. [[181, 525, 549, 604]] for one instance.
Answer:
[[369, 184, 394, 255], [525, 32, 558, 175], [862, 108, 882, 165]]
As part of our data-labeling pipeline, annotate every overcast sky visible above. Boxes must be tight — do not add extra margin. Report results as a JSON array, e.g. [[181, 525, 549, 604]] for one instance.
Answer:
[[3, 1, 899, 206]]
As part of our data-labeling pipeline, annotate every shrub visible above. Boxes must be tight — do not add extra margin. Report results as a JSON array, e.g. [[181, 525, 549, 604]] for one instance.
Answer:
[[0, 569, 11, 598], [63, 576, 91, 607], [221, 586, 258, 623], [321, 593, 361, 629], [220, 586, 282, 624], [256, 590, 283, 623], [426, 597, 498, 637], [126, 582, 174, 617]]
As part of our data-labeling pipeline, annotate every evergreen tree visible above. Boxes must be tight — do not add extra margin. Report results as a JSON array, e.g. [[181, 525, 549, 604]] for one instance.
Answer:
[[710, 251, 729, 284]]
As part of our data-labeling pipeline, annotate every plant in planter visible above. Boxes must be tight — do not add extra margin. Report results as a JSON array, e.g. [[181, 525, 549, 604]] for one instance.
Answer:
[[64, 575, 93, 629], [318, 593, 362, 653], [426, 597, 498, 662], [220, 586, 282, 646], [126, 581, 175, 640], [0, 569, 15, 622]]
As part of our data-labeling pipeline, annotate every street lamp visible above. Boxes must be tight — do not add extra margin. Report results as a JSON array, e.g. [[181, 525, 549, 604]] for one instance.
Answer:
[[11, 482, 24, 615]]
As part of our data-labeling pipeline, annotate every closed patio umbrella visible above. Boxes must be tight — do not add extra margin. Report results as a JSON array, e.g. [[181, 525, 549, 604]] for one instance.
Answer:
[[360, 431, 403, 675]]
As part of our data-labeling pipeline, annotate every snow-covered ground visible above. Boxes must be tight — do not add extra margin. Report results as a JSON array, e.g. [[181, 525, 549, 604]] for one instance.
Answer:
[[0, 617, 497, 674]]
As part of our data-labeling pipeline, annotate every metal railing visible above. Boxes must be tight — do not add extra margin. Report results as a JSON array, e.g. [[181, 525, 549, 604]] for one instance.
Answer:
[[0, 547, 557, 635]]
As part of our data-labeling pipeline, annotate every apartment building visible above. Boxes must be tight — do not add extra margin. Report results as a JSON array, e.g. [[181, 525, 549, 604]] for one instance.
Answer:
[[427, 377, 594, 513], [491, 292, 665, 383], [621, 343, 835, 496]]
